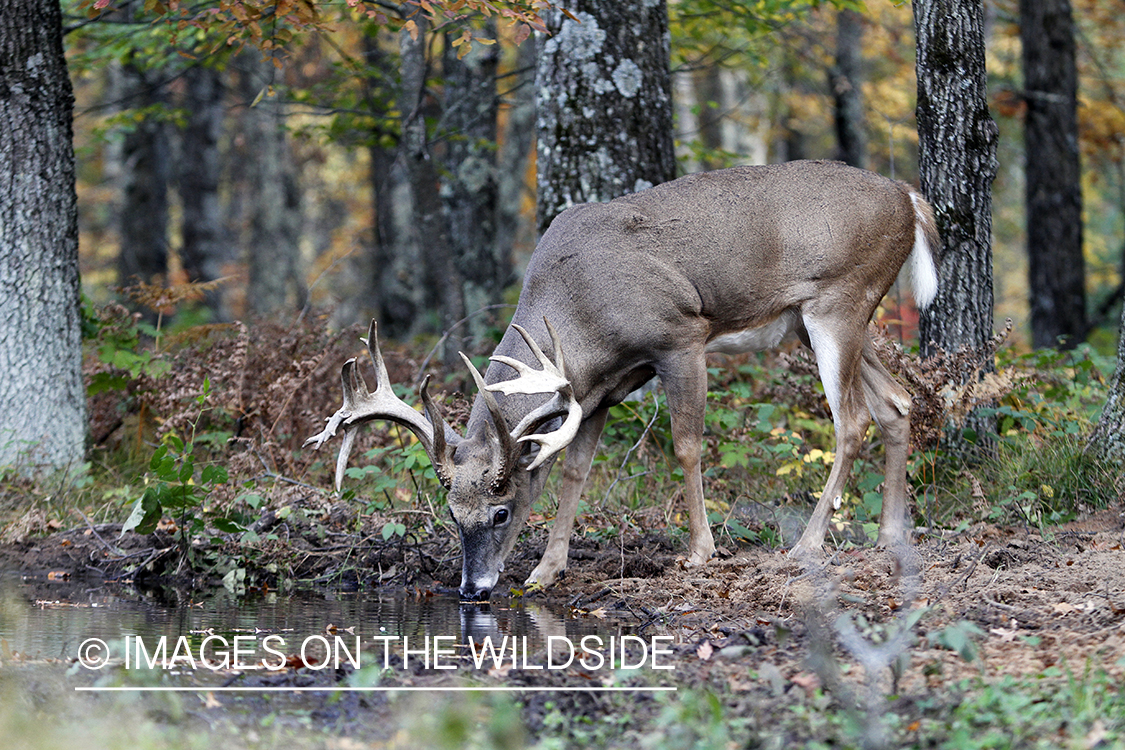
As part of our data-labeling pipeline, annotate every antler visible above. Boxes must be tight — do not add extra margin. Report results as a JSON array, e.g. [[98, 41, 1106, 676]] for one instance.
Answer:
[[304, 320, 456, 491], [486, 319, 583, 471]]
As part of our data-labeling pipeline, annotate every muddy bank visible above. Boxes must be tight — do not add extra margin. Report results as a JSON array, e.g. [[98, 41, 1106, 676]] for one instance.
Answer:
[[2, 504, 1124, 748]]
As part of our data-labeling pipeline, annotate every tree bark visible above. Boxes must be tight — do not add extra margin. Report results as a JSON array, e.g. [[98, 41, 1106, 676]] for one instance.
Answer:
[[913, 0, 998, 358], [0, 0, 87, 471], [495, 37, 536, 288], [443, 21, 507, 349], [237, 53, 305, 317], [400, 15, 463, 367], [1087, 305, 1125, 463], [1020, 0, 1086, 349], [114, 56, 170, 287], [831, 8, 867, 169], [536, 0, 677, 234], [178, 63, 227, 315], [913, 0, 1000, 447]]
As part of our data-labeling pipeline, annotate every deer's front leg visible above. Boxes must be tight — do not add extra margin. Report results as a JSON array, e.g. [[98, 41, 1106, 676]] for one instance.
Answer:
[[525, 407, 608, 588], [659, 350, 716, 567]]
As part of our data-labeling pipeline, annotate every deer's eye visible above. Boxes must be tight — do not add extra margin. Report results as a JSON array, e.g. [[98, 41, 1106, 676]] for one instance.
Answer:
[[493, 507, 510, 526]]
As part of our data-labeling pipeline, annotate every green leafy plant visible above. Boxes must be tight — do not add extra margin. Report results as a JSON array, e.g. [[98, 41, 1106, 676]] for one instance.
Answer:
[[120, 379, 230, 565]]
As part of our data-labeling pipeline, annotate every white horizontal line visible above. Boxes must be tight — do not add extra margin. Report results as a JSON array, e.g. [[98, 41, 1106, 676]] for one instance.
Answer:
[[75, 685, 676, 693]]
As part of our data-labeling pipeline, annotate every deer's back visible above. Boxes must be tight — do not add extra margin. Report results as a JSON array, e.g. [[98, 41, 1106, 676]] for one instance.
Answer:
[[522, 161, 918, 339]]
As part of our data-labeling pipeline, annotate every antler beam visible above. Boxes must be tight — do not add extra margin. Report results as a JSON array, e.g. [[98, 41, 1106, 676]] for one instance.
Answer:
[[304, 320, 455, 490]]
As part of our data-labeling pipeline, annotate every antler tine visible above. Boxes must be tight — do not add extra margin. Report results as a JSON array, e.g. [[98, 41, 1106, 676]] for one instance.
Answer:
[[543, 318, 566, 380], [519, 392, 583, 471], [361, 319, 392, 393], [460, 352, 519, 488], [486, 322, 568, 396], [419, 374, 453, 488], [480, 318, 584, 471]]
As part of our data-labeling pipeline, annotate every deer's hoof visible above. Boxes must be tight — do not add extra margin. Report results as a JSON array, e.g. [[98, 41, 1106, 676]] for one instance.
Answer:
[[786, 541, 824, 561], [525, 564, 563, 590], [684, 547, 715, 568]]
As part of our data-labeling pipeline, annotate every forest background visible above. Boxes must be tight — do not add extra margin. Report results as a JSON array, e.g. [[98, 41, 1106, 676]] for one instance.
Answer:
[[66, 0, 1124, 354], [2, 0, 1124, 546]]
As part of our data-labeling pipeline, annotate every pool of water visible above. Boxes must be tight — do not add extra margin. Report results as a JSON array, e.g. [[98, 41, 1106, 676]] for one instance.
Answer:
[[0, 571, 630, 668]]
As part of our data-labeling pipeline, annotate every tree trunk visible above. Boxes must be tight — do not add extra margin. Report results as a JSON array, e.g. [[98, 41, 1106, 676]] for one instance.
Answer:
[[400, 16, 463, 367], [831, 8, 867, 169], [0, 0, 87, 471], [443, 21, 507, 350], [1087, 305, 1125, 463], [114, 56, 170, 287], [536, 0, 677, 234], [495, 36, 536, 289], [237, 53, 305, 317], [913, 0, 1000, 446], [178, 63, 227, 315], [1020, 0, 1086, 349], [329, 33, 418, 335], [913, 0, 998, 358]]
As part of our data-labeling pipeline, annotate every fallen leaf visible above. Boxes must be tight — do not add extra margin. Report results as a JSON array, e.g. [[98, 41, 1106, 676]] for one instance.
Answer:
[[696, 640, 713, 661], [791, 672, 821, 697], [989, 627, 1018, 642], [201, 692, 222, 709], [1086, 719, 1108, 749], [727, 674, 754, 692]]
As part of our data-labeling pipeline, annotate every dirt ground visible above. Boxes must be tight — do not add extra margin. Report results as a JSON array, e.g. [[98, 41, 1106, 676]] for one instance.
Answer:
[[2, 503, 1124, 747]]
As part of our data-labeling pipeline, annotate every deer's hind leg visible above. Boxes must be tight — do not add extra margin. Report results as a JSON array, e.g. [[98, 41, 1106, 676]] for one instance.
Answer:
[[859, 336, 913, 548], [789, 313, 871, 558], [656, 347, 716, 567]]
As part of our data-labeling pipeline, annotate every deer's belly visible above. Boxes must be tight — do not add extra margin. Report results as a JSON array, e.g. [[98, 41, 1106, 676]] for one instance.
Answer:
[[706, 309, 800, 355]]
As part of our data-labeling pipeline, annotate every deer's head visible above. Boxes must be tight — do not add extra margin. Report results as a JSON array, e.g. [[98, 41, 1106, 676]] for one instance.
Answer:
[[305, 320, 582, 601]]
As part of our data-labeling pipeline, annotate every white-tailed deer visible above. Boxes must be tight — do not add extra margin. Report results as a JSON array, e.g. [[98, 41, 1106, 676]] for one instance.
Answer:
[[307, 160, 940, 601]]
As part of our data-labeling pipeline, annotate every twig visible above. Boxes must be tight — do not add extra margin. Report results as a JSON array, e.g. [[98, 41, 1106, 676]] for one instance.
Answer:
[[930, 544, 991, 605], [253, 471, 329, 493], [71, 508, 127, 558], [416, 303, 518, 384], [603, 392, 661, 505], [984, 597, 1020, 613], [126, 546, 175, 575]]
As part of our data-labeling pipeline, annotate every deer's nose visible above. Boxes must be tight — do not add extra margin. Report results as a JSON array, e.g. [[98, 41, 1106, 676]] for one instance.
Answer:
[[460, 585, 493, 602]]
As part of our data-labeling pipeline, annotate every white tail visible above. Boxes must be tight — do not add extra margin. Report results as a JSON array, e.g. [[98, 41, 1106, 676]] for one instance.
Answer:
[[909, 191, 940, 308]]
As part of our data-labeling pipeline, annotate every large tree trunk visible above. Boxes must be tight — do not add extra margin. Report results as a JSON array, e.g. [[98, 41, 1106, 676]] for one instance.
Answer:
[[178, 63, 227, 313], [495, 37, 536, 285], [536, 0, 677, 234], [400, 15, 463, 367], [328, 33, 418, 335], [114, 56, 170, 287], [913, 0, 998, 358], [913, 0, 1000, 446], [831, 8, 867, 169], [0, 0, 87, 471], [237, 53, 305, 317], [443, 21, 507, 350], [1087, 306, 1125, 463], [1020, 0, 1086, 349]]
